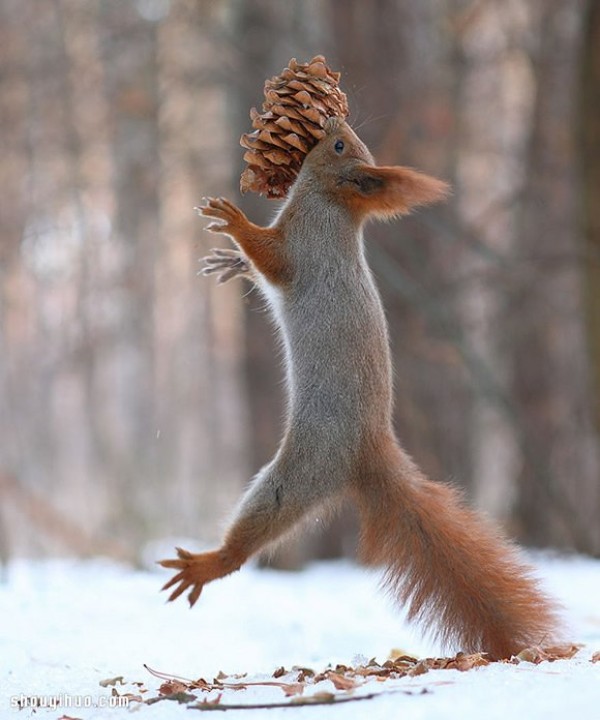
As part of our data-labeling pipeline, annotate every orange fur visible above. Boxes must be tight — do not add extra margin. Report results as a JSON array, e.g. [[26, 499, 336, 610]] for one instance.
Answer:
[[354, 437, 560, 659], [340, 164, 450, 222], [201, 197, 289, 284], [160, 545, 248, 606]]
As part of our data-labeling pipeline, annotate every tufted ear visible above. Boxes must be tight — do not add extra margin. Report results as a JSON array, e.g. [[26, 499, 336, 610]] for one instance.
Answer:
[[340, 164, 450, 222]]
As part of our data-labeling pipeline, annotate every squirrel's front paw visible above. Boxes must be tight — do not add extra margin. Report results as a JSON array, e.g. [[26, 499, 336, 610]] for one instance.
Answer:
[[158, 547, 234, 607], [201, 248, 251, 284], [196, 197, 247, 238]]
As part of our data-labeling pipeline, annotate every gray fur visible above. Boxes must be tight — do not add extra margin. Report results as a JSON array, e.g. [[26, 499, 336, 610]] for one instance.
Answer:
[[225, 163, 394, 554]]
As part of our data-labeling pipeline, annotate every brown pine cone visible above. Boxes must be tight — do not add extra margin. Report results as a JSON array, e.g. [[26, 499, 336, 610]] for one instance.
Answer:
[[240, 55, 349, 198]]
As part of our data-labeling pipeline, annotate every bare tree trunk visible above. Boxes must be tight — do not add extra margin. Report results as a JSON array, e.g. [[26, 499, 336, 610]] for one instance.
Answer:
[[510, 0, 600, 552], [0, 0, 250, 559], [98, 1, 162, 547], [453, 2, 538, 524], [155, 0, 248, 544], [0, 0, 30, 498], [51, 0, 115, 544], [581, 0, 600, 438]]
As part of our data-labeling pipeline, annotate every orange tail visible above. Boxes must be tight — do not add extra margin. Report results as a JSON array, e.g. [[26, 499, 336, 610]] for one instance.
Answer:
[[356, 443, 561, 659]]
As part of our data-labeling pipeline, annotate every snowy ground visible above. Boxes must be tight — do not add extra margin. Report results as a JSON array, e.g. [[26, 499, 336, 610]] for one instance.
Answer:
[[2, 547, 600, 719]]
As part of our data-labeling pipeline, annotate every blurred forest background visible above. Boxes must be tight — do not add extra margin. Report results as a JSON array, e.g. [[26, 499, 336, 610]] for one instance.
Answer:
[[1, 0, 599, 567]]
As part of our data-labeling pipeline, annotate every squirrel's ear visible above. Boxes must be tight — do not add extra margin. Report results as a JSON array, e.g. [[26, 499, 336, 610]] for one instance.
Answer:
[[342, 164, 450, 221]]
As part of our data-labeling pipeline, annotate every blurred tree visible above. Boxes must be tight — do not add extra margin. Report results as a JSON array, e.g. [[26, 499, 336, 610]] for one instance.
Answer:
[[509, 0, 600, 552], [98, 1, 161, 546], [153, 0, 248, 549], [582, 0, 600, 436], [0, 0, 598, 563], [0, 0, 248, 558]]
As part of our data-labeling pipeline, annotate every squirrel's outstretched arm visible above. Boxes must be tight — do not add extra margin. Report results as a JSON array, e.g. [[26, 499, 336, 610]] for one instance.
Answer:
[[199, 197, 289, 285]]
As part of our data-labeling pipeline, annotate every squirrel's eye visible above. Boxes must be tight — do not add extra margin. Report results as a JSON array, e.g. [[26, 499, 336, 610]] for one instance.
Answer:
[[334, 139, 345, 154]]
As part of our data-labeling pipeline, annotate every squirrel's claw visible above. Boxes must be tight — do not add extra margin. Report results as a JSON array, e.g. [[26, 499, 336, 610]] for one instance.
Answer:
[[158, 546, 230, 607], [197, 197, 246, 236], [158, 547, 203, 605], [158, 545, 192, 570], [204, 222, 226, 233], [200, 248, 251, 283], [206, 247, 243, 260], [196, 198, 253, 282]]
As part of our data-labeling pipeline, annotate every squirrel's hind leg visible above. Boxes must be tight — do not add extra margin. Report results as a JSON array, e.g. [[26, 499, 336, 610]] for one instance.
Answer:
[[160, 454, 343, 607]]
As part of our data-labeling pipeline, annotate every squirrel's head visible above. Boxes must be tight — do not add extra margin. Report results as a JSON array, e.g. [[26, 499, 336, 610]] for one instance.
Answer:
[[300, 117, 450, 223]]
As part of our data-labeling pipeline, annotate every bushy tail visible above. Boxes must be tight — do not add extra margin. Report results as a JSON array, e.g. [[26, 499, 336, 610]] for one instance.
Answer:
[[356, 444, 561, 659]]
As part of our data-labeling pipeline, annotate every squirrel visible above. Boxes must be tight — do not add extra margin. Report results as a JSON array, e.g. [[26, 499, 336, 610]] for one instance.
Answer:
[[160, 117, 560, 659]]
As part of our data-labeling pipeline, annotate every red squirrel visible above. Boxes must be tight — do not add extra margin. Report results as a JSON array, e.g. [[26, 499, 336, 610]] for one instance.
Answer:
[[160, 118, 560, 659]]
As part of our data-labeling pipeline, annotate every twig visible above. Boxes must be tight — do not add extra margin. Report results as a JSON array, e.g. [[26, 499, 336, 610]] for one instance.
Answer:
[[189, 687, 420, 711]]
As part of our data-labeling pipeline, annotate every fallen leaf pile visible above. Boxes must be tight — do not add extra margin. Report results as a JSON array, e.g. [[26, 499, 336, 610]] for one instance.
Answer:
[[100, 644, 585, 711], [239, 55, 349, 198], [20, 644, 592, 717]]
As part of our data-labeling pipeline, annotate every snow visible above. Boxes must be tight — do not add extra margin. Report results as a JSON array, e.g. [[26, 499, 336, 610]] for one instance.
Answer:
[[2, 548, 600, 718]]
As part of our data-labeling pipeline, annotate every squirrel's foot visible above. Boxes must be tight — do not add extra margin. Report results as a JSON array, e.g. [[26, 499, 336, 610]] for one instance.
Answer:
[[158, 547, 239, 607], [196, 197, 249, 239], [201, 248, 251, 284]]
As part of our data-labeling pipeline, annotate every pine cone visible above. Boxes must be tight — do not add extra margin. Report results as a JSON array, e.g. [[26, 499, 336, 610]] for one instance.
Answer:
[[240, 56, 349, 198]]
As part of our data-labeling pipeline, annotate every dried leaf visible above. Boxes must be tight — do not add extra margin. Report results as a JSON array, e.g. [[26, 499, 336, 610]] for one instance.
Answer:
[[158, 679, 190, 696], [517, 644, 582, 664], [354, 663, 389, 678], [448, 652, 490, 671], [327, 672, 359, 691], [408, 660, 431, 677], [281, 682, 305, 697], [388, 648, 416, 661], [197, 693, 223, 708], [516, 647, 540, 663], [540, 644, 582, 660], [591, 651, 600, 663], [292, 665, 316, 682], [99, 676, 125, 688], [116, 692, 143, 703], [146, 692, 198, 706]]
